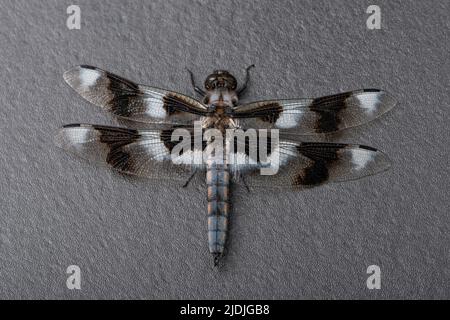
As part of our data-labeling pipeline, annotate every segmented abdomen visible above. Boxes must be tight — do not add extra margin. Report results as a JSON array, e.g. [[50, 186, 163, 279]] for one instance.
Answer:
[[206, 159, 230, 256]]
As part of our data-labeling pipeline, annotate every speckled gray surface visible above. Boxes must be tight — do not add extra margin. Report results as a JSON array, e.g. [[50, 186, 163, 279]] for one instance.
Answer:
[[0, 0, 448, 299]]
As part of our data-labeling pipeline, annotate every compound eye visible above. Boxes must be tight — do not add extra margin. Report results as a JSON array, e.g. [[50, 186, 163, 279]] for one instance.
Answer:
[[205, 80, 214, 90]]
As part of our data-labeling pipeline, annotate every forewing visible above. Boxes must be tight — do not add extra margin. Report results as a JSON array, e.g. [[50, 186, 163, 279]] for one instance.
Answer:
[[55, 124, 205, 182], [232, 89, 396, 134], [63, 65, 208, 124]]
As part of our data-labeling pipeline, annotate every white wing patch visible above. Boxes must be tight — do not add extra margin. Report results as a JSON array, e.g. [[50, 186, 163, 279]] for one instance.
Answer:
[[350, 148, 375, 170], [54, 126, 98, 151], [274, 101, 307, 129], [141, 141, 168, 161], [226, 141, 297, 175], [145, 91, 167, 119], [78, 68, 101, 87], [275, 110, 303, 129], [139, 133, 170, 161], [268, 142, 297, 167], [144, 96, 166, 118], [356, 92, 381, 114]]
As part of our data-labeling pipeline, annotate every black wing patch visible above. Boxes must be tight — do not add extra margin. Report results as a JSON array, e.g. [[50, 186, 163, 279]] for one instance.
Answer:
[[292, 142, 383, 186], [231, 89, 396, 134], [63, 65, 208, 124], [227, 132, 390, 188]]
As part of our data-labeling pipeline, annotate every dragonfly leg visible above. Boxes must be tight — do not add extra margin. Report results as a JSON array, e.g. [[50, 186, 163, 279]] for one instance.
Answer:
[[241, 174, 251, 193], [182, 169, 198, 188]]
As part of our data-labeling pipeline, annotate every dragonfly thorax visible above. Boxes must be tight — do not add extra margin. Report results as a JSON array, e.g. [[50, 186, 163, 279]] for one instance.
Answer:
[[203, 89, 238, 131], [204, 89, 238, 109], [202, 112, 235, 131]]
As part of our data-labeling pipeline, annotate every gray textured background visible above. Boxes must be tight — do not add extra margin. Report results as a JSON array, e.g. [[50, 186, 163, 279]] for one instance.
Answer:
[[0, 0, 448, 299]]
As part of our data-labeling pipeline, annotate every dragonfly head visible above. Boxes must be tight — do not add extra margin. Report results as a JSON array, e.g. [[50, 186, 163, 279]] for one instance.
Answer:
[[204, 70, 237, 91]]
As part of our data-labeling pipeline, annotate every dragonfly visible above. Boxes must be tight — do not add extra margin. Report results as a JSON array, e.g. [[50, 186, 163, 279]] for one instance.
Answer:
[[55, 65, 396, 266]]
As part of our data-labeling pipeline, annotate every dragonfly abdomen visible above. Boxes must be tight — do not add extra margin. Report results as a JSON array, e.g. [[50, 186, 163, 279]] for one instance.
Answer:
[[206, 160, 230, 266]]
